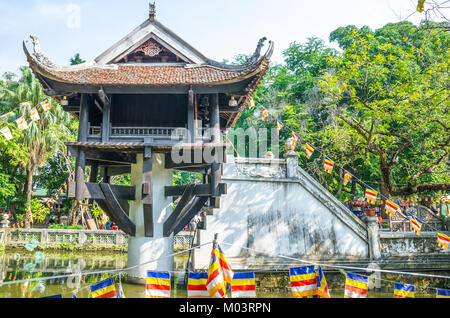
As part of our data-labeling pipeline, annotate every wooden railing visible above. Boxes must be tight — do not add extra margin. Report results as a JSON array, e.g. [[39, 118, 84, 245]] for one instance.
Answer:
[[87, 124, 210, 141]]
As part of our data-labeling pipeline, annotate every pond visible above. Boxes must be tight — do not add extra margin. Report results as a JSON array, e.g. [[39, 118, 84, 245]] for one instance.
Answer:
[[0, 250, 444, 298]]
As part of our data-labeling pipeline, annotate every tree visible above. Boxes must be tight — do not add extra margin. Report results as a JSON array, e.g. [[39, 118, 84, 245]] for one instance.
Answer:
[[0, 67, 75, 214], [70, 53, 85, 65], [319, 23, 449, 198]]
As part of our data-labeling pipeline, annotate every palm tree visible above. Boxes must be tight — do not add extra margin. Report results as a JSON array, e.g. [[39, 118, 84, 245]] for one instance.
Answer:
[[0, 67, 75, 211]]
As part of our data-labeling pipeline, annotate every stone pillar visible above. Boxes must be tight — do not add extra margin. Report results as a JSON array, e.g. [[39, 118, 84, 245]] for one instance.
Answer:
[[284, 148, 299, 179], [1, 214, 9, 229], [127, 152, 174, 284], [366, 216, 382, 261]]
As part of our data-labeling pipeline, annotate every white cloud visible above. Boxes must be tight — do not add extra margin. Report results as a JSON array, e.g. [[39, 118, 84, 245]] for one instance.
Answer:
[[35, 1, 81, 29]]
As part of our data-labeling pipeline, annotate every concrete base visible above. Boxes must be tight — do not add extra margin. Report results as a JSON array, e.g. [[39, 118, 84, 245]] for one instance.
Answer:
[[126, 153, 174, 283]]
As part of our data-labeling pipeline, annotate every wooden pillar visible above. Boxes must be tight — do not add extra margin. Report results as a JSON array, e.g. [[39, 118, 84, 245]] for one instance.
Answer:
[[75, 94, 89, 201], [88, 164, 98, 204], [209, 93, 220, 143], [101, 95, 111, 143], [142, 149, 153, 237], [187, 89, 195, 143]]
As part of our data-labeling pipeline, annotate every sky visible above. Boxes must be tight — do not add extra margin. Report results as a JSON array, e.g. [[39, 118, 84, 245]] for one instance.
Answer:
[[0, 0, 447, 76]]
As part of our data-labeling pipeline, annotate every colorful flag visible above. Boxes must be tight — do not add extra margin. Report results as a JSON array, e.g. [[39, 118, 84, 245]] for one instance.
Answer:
[[343, 170, 352, 186], [72, 292, 77, 298], [40, 98, 51, 111], [276, 120, 284, 134], [410, 216, 423, 236], [289, 266, 317, 298], [261, 107, 268, 119], [187, 272, 210, 298], [437, 232, 450, 250], [344, 272, 368, 298], [89, 277, 116, 298], [305, 143, 315, 159], [385, 199, 400, 217], [316, 266, 330, 298], [206, 243, 234, 298], [291, 132, 299, 146], [146, 271, 171, 298], [323, 157, 334, 174], [231, 271, 256, 298], [0, 126, 13, 140], [365, 186, 378, 205], [393, 282, 415, 298], [30, 107, 40, 121], [248, 97, 255, 109], [117, 282, 126, 298], [27, 204, 33, 224], [41, 294, 63, 298], [15, 116, 28, 131], [436, 288, 450, 298], [101, 212, 108, 226]]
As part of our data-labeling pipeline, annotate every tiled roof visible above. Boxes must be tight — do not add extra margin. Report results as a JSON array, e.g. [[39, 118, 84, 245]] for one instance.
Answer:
[[28, 60, 266, 86]]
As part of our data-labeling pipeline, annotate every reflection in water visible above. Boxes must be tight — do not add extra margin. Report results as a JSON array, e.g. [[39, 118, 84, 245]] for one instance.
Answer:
[[0, 251, 441, 298]]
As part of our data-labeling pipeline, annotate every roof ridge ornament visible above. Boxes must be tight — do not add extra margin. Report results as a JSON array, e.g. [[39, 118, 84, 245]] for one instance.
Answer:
[[149, 2, 156, 22], [29, 35, 55, 68]]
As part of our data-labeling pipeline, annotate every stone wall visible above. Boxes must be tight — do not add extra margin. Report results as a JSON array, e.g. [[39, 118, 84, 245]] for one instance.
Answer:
[[193, 155, 370, 270]]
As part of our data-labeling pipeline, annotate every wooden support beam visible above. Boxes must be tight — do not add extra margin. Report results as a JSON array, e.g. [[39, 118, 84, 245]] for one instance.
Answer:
[[101, 95, 111, 143], [210, 93, 220, 143], [210, 162, 221, 197], [163, 185, 196, 236], [142, 151, 153, 237], [166, 196, 208, 236], [67, 182, 135, 200], [187, 89, 195, 143], [164, 183, 227, 197], [75, 94, 89, 200], [98, 183, 136, 236], [88, 164, 98, 204]]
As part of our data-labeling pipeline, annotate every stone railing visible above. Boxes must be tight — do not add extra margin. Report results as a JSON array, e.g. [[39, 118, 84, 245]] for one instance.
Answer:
[[0, 228, 127, 248], [0, 225, 195, 250]]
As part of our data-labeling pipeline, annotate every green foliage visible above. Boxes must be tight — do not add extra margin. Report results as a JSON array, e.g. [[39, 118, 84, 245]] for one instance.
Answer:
[[70, 53, 85, 65]]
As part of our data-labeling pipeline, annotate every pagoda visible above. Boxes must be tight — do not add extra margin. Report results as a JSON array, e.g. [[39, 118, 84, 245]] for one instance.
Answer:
[[24, 3, 272, 282]]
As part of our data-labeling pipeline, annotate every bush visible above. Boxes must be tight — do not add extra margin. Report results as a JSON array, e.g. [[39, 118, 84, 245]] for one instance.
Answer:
[[48, 224, 83, 230]]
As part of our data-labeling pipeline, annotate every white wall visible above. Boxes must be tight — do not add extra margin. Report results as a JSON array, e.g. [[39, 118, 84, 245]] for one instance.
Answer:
[[193, 156, 369, 270]]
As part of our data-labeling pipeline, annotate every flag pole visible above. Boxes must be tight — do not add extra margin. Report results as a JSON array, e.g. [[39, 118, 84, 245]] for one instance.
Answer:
[[213, 233, 218, 247]]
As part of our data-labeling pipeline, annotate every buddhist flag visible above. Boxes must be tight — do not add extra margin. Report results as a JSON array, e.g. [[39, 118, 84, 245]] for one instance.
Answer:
[[305, 143, 315, 159], [393, 282, 415, 298], [40, 98, 51, 111], [276, 120, 284, 134], [436, 288, 450, 298], [15, 116, 28, 131], [30, 107, 40, 121], [117, 282, 126, 298], [0, 126, 13, 140], [365, 186, 378, 205], [385, 200, 400, 217], [344, 272, 368, 298], [323, 157, 334, 174], [289, 266, 317, 298], [248, 97, 255, 109], [261, 107, 268, 119], [89, 277, 116, 298], [410, 216, 423, 236], [231, 271, 256, 298], [206, 243, 234, 298], [343, 170, 352, 186], [187, 272, 210, 298], [291, 132, 299, 146], [146, 271, 171, 298], [437, 232, 450, 250], [316, 266, 330, 298], [27, 204, 33, 224]]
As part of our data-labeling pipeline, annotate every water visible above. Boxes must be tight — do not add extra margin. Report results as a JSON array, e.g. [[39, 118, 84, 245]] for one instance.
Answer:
[[0, 250, 443, 298]]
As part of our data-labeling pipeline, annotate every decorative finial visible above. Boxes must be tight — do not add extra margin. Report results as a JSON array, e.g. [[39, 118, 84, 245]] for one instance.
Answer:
[[149, 2, 156, 21]]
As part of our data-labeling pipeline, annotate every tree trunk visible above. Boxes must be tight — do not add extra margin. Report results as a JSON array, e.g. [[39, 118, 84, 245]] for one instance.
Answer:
[[25, 163, 35, 229]]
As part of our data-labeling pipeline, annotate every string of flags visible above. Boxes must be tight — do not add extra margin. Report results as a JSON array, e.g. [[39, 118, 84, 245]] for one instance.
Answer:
[[254, 102, 450, 250], [1, 98, 52, 140], [37, 243, 450, 299], [9, 169, 75, 229]]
